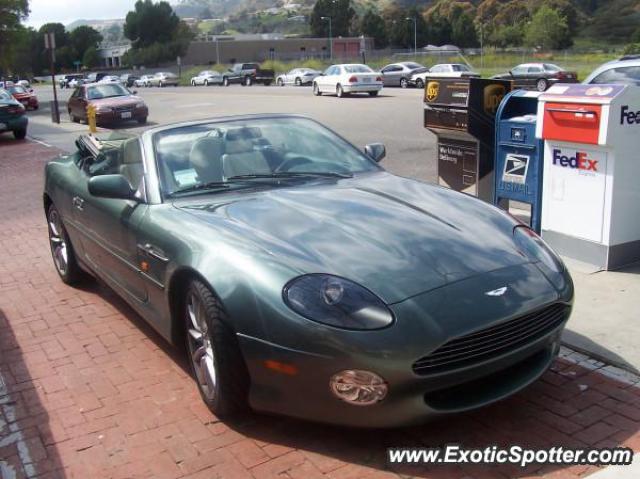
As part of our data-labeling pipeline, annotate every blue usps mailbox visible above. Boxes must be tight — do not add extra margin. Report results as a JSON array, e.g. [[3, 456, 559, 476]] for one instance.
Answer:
[[494, 90, 544, 233]]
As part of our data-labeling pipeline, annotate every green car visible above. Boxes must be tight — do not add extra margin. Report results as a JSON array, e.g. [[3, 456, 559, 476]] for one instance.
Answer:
[[43, 115, 573, 427], [0, 88, 28, 139]]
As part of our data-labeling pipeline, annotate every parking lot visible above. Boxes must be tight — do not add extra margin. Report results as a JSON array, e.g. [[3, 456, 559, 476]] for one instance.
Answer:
[[28, 84, 437, 182], [1, 85, 640, 478]]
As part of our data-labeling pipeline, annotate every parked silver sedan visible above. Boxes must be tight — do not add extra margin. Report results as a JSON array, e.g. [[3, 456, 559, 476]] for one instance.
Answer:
[[379, 62, 427, 88], [190, 70, 223, 86], [276, 68, 321, 86], [134, 75, 154, 87], [149, 72, 179, 87]]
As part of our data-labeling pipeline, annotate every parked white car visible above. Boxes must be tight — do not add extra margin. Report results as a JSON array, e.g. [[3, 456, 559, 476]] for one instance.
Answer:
[[312, 64, 383, 97], [134, 75, 154, 87], [411, 63, 479, 88], [276, 68, 321, 86], [190, 70, 223, 86], [583, 57, 640, 85], [98, 75, 122, 84]]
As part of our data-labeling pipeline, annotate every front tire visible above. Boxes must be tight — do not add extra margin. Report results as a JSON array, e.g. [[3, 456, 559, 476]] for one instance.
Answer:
[[185, 280, 249, 418], [295, 77, 302, 86], [313, 82, 322, 96], [191, 80, 196, 86], [369, 91, 379, 97], [415, 78, 425, 89], [47, 204, 83, 285], [277, 78, 284, 86], [244, 76, 253, 86], [13, 128, 26, 140], [223, 77, 229, 87], [204, 79, 209, 86], [336, 84, 345, 98]]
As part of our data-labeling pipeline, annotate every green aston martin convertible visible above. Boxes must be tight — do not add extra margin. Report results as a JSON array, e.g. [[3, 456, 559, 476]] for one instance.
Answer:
[[43, 115, 573, 427]]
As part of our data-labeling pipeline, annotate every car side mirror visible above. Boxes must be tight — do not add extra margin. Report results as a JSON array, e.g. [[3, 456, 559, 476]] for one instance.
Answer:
[[132, 90, 138, 95], [364, 143, 386, 163], [88, 174, 136, 200]]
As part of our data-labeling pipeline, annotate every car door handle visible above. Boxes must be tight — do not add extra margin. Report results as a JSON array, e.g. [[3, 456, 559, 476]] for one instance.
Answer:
[[72, 196, 84, 211], [137, 243, 169, 262]]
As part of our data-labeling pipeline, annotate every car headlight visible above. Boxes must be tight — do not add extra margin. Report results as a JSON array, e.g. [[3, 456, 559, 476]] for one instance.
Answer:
[[283, 274, 394, 330], [513, 226, 564, 273], [135, 102, 145, 108], [96, 106, 113, 113]]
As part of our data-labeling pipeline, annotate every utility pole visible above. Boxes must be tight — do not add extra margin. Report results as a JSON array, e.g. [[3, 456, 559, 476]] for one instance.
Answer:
[[321, 16, 332, 60], [406, 17, 417, 54], [44, 32, 60, 124]]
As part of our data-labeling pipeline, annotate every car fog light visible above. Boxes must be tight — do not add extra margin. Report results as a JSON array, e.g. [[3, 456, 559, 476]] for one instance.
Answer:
[[329, 370, 387, 406]]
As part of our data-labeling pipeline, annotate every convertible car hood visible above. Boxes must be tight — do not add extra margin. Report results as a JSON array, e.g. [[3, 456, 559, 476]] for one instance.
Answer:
[[176, 173, 528, 304]]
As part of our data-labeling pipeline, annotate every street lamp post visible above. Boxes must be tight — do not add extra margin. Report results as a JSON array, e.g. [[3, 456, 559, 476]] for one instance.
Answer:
[[406, 17, 417, 54], [321, 16, 332, 60]]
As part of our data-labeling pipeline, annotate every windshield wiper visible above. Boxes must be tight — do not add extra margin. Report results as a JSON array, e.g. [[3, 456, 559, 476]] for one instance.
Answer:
[[228, 171, 353, 180], [170, 181, 231, 196]]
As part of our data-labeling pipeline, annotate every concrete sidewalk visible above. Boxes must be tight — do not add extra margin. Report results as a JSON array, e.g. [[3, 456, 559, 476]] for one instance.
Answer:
[[562, 259, 640, 374]]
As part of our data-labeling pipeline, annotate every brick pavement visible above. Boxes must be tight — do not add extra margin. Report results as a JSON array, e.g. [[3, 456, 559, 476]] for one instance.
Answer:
[[0, 137, 639, 479]]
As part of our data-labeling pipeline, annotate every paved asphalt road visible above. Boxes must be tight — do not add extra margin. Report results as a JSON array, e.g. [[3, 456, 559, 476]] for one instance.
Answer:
[[27, 84, 437, 183]]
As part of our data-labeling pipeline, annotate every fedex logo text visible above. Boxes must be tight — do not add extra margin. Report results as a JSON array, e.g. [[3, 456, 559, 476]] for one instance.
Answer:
[[621, 105, 640, 125], [552, 149, 598, 172]]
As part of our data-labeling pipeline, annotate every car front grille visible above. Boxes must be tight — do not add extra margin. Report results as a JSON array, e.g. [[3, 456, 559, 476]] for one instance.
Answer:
[[412, 303, 570, 375]]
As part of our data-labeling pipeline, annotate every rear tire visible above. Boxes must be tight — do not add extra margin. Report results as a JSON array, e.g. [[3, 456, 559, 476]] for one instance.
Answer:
[[191, 80, 196, 86], [400, 78, 408, 88], [277, 78, 284, 86], [336, 84, 344, 98], [184, 280, 249, 418], [13, 128, 26, 140], [295, 77, 302, 86], [244, 76, 252, 86], [369, 91, 379, 97], [204, 80, 209, 86], [47, 203, 83, 285], [536, 78, 548, 92], [223, 77, 229, 87]]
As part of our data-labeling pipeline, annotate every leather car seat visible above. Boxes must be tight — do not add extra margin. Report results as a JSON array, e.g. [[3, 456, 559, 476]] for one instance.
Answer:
[[222, 138, 271, 178], [189, 136, 225, 183]]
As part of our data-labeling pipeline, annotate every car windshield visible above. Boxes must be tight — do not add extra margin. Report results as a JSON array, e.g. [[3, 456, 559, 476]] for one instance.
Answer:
[[87, 84, 129, 99], [153, 117, 380, 197], [343, 65, 373, 73], [0, 89, 11, 100], [9, 86, 27, 94]]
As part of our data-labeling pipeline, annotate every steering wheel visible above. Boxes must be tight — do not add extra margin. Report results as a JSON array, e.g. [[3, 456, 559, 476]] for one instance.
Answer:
[[275, 155, 314, 173]]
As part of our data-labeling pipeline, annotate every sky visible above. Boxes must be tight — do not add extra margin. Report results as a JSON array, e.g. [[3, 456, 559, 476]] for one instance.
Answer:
[[25, 0, 142, 28]]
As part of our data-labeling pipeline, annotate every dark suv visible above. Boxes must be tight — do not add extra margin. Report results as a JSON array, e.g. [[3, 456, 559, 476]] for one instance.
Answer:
[[222, 63, 275, 86]]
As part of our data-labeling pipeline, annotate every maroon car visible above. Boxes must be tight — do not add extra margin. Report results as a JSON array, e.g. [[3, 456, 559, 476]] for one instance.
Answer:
[[67, 83, 148, 125], [7, 85, 38, 110]]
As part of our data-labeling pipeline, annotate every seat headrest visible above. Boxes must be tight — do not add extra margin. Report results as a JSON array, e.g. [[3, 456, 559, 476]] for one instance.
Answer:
[[225, 127, 262, 141]]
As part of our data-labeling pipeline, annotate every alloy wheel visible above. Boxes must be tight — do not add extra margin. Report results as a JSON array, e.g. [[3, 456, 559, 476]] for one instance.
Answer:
[[536, 79, 548, 92], [186, 292, 217, 401], [416, 79, 424, 89], [48, 208, 68, 276], [295, 78, 301, 86], [400, 78, 408, 88]]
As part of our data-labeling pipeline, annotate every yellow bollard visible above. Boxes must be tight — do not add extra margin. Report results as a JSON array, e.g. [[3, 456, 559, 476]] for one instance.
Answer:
[[86, 104, 97, 134]]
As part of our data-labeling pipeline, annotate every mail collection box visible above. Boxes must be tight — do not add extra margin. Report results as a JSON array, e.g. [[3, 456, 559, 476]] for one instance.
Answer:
[[424, 77, 512, 202], [494, 90, 545, 233], [536, 83, 640, 270]]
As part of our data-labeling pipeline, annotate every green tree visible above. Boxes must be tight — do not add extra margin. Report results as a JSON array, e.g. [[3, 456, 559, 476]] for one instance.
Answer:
[[123, 0, 193, 67], [70, 25, 102, 62], [451, 11, 478, 47], [524, 5, 571, 50], [38, 23, 73, 70], [0, 0, 30, 69], [359, 9, 387, 49], [82, 45, 100, 68], [309, 0, 355, 38], [124, 0, 180, 48], [385, 7, 429, 49]]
